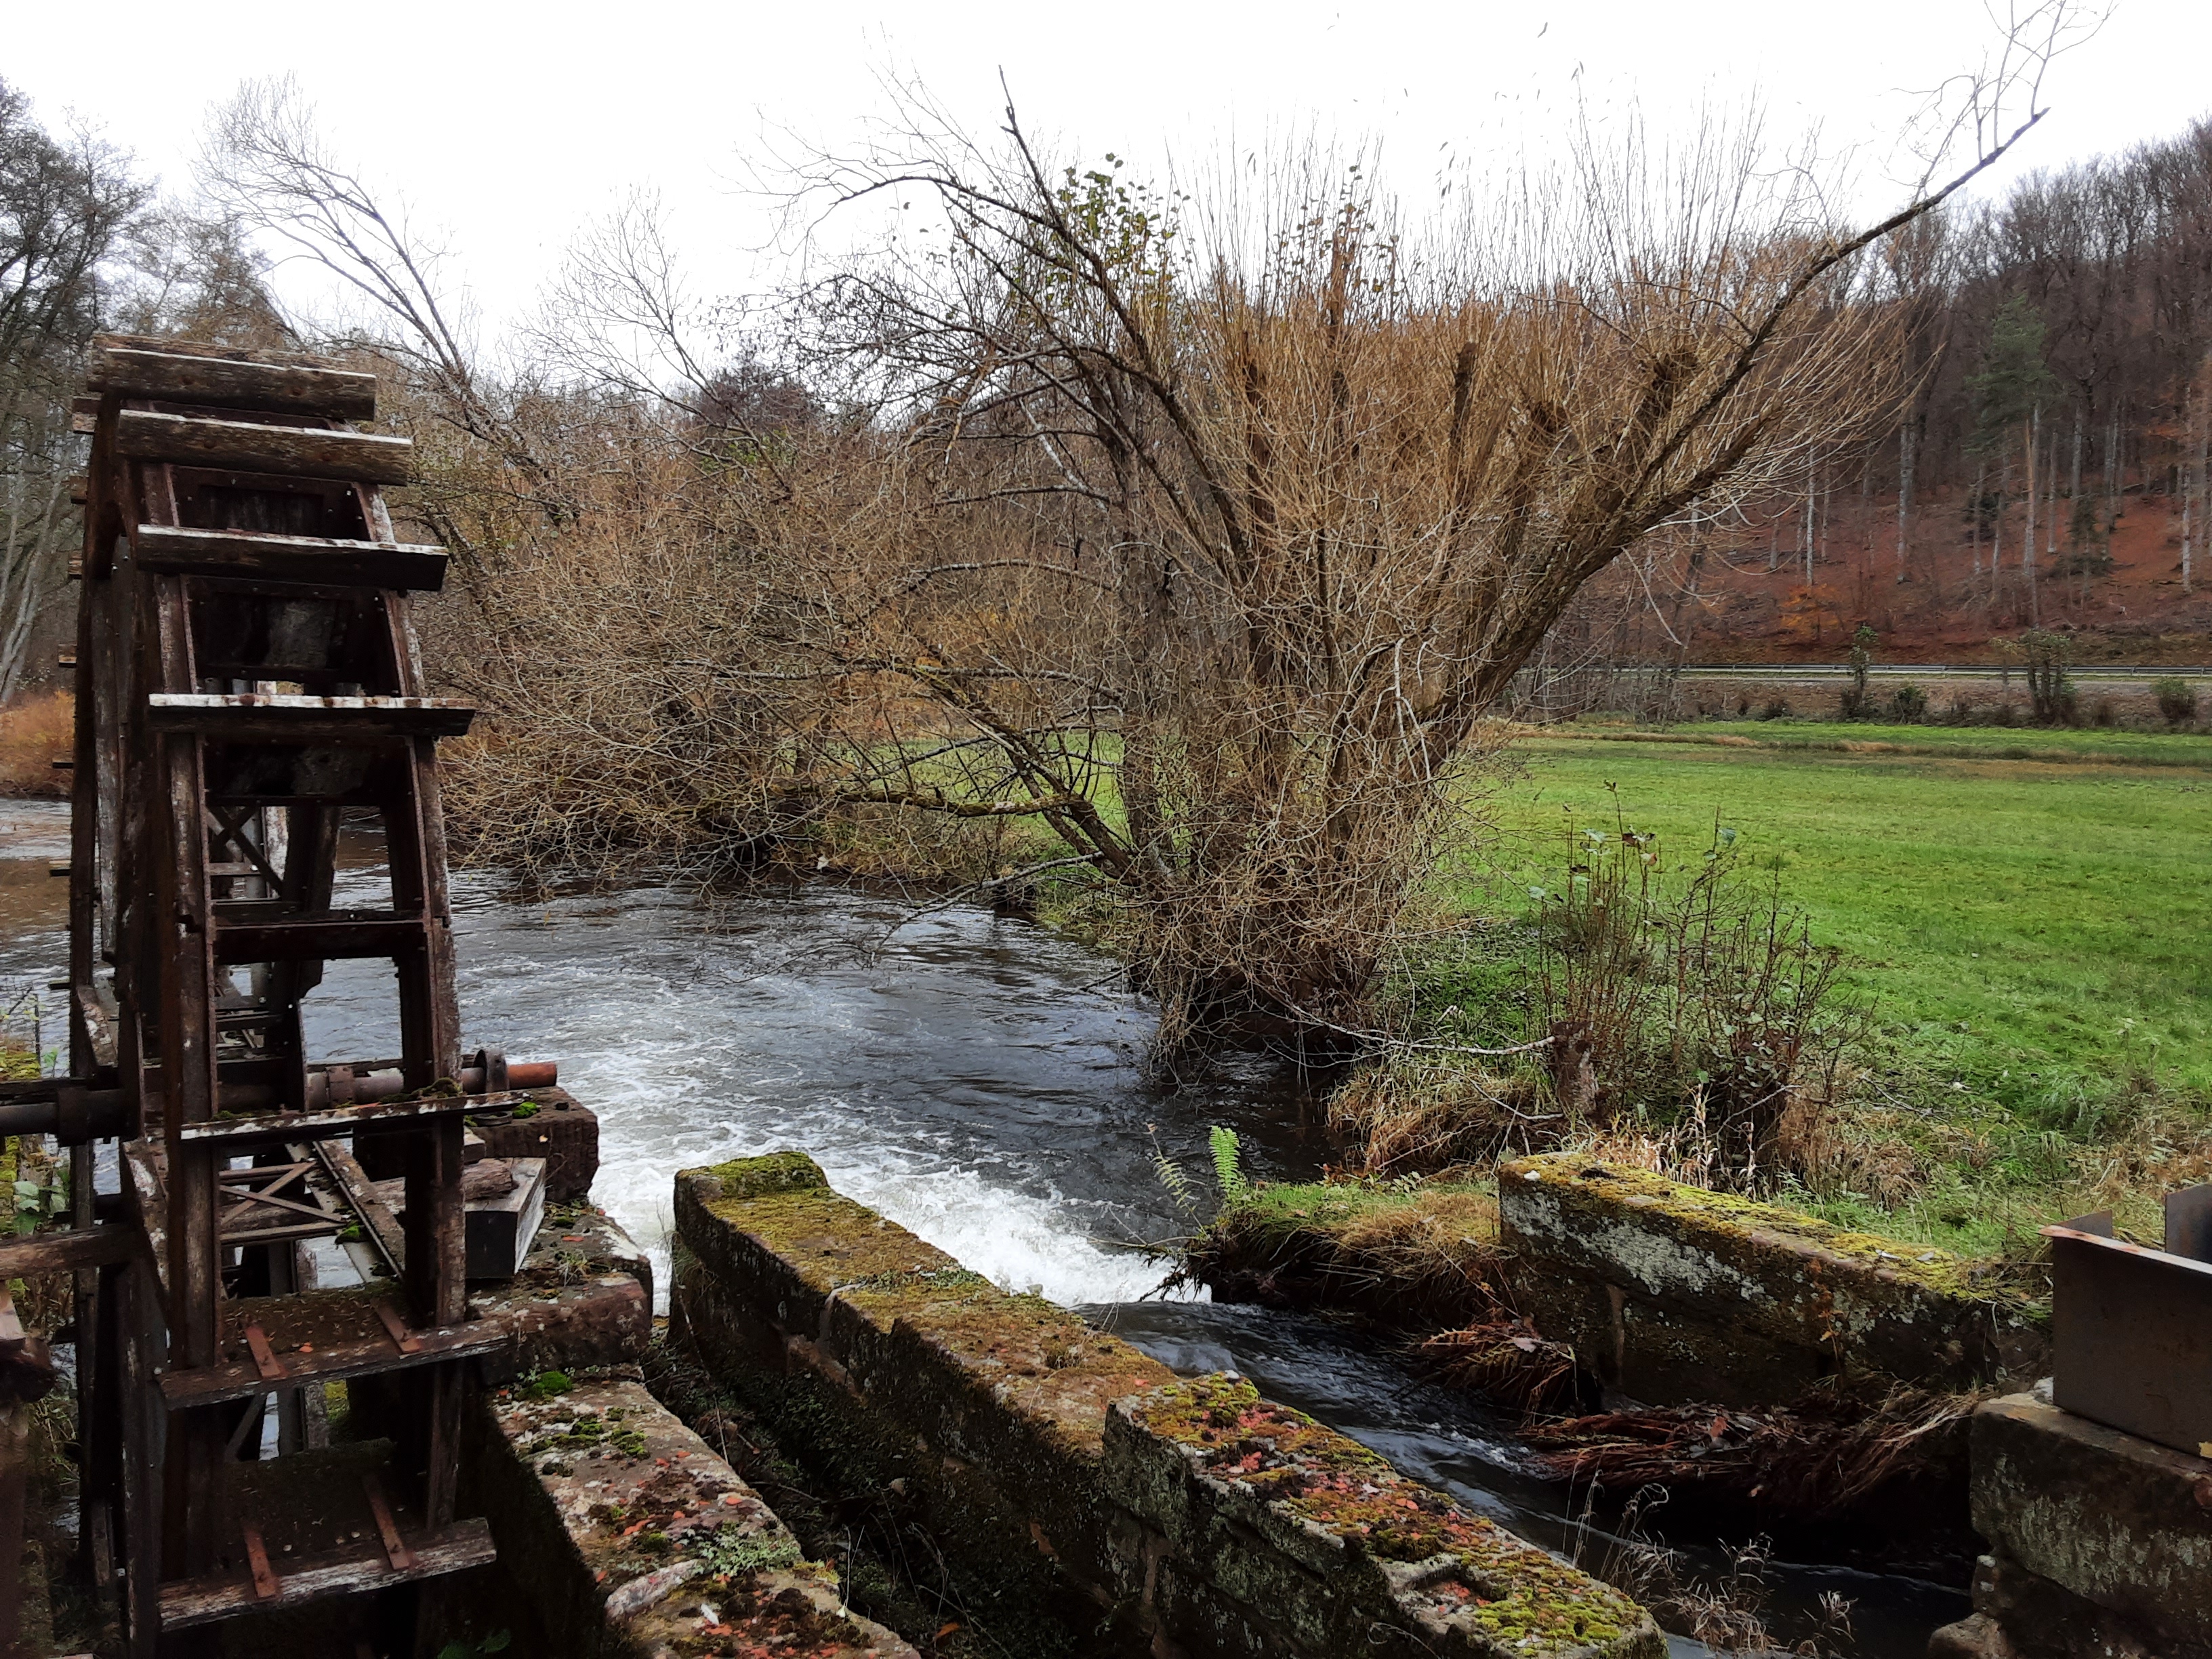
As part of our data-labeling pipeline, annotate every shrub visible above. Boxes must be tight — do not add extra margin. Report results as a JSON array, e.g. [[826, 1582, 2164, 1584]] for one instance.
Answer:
[[1531, 820, 1867, 1192], [1839, 623, 1879, 719], [2020, 629, 2076, 724], [0, 691, 72, 800], [2091, 697, 2116, 728], [2153, 676, 2198, 724], [1759, 697, 1791, 720], [1889, 684, 1928, 722]]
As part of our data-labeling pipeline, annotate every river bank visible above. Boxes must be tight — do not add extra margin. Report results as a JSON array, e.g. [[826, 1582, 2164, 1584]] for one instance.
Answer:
[[0, 798, 1981, 1655]]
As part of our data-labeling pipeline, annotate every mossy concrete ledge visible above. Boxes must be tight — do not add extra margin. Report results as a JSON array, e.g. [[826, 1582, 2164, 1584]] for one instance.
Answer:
[[1496, 1152, 2047, 1405], [1105, 1375, 1662, 1659], [670, 1151, 1661, 1659], [669, 1149, 1175, 1613], [1924, 1393, 2212, 1659], [464, 1368, 915, 1658]]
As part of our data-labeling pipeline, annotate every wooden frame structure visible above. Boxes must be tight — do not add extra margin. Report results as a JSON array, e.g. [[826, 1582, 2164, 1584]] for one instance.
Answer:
[[11, 334, 496, 1654]]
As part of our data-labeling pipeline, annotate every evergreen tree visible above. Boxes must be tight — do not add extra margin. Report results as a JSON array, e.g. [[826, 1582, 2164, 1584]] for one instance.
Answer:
[[1968, 295, 2060, 453]]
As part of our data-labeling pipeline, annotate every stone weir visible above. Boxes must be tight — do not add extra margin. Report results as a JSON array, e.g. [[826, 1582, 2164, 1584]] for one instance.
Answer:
[[1498, 1153, 2050, 1406], [662, 1151, 1663, 1659]]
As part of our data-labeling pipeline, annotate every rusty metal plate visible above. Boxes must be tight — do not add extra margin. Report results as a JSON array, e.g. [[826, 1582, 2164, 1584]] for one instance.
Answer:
[[2046, 1225, 2212, 1457], [2164, 1185, 2212, 1264]]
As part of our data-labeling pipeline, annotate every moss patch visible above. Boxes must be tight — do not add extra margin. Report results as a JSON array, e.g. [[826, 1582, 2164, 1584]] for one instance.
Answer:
[[697, 1150, 831, 1202], [1125, 1376, 1656, 1654], [1504, 1152, 2042, 1311], [1185, 1179, 1507, 1331]]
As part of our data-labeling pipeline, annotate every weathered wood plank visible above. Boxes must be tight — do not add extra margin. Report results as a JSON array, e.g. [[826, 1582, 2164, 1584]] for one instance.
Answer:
[[155, 1309, 502, 1410], [0, 1227, 142, 1279], [75, 983, 118, 1070], [172, 1090, 518, 1151], [211, 915, 431, 965], [115, 409, 410, 485], [133, 524, 447, 592], [87, 340, 376, 421], [157, 1519, 493, 1629], [146, 692, 475, 741], [310, 1142, 407, 1278]]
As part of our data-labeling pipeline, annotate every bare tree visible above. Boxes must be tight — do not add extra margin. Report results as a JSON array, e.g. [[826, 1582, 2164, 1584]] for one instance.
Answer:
[[750, 15, 2076, 1042], [0, 80, 149, 698], [195, 77, 567, 537]]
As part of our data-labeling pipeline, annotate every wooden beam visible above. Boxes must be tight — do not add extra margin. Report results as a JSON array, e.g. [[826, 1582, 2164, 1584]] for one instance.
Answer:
[[133, 524, 448, 592], [157, 1519, 494, 1630], [156, 1313, 503, 1410], [310, 1142, 406, 1278], [0, 1227, 142, 1279], [115, 409, 410, 485], [171, 1090, 517, 1151], [211, 916, 432, 965], [87, 339, 376, 422], [146, 693, 475, 741]]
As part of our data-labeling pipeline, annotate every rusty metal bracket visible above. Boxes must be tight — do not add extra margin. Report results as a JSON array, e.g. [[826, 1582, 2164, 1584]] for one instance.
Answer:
[[2046, 1209, 2212, 1457]]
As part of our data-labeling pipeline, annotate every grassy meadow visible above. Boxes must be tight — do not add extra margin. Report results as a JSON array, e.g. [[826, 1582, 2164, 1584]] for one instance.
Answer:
[[1412, 723, 2212, 1253]]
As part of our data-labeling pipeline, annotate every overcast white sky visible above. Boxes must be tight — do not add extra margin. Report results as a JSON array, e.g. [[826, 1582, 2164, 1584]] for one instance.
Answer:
[[8, 0, 2211, 344]]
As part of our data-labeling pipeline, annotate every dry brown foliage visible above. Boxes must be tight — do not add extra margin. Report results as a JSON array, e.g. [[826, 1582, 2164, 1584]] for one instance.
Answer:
[[189, 39, 2076, 1046], [1530, 1380, 1984, 1519], [0, 688, 68, 798], [1328, 1057, 1556, 1176], [1417, 1318, 1579, 1417]]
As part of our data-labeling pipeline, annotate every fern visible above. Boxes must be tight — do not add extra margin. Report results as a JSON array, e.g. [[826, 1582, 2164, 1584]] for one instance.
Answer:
[[1150, 1126, 1201, 1218], [1210, 1125, 1250, 1206]]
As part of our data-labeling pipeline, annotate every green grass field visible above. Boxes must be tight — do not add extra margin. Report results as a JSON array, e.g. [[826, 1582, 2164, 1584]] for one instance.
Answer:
[[1414, 725, 2212, 1250], [1472, 731, 2211, 1094]]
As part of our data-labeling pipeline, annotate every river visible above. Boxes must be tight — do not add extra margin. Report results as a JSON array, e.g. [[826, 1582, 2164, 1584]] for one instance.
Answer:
[[0, 798, 1963, 1656]]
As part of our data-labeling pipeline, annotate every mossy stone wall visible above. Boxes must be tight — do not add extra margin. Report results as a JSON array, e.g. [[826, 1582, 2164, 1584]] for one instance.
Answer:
[[461, 1368, 914, 1658], [671, 1152, 1662, 1659], [1104, 1375, 1663, 1658], [1497, 1153, 2049, 1405]]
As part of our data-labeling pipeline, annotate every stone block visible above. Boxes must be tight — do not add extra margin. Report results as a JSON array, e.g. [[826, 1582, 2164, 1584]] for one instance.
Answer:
[[471, 1086, 600, 1202], [670, 1151, 1171, 1591], [670, 1151, 1663, 1659], [1105, 1375, 1662, 1659], [1968, 1393, 2212, 1653], [464, 1368, 914, 1658], [1497, 1153, 2046, 1405], [468, 1202, 653, 1382]]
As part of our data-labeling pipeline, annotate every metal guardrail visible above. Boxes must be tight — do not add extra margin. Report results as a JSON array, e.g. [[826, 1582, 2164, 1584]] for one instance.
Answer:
[[1679, 663, 2210, 680]]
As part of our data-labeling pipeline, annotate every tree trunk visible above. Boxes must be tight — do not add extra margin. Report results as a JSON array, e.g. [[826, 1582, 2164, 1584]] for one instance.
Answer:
[[2195, 384, 2207, 595], [2184, 384, 2200, 596], [1802, 450, 1816, 588], [1971, 459, 1986, 580], [2025, 409, 2040, 626], [1897, 419, 1915, 584]]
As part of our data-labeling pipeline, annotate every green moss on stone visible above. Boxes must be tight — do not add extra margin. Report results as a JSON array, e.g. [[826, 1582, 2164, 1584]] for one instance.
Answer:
[[1504, 1151, 2044, 1313], [702, 1183, 960, 1293], [691, 1149, 830, 1202], [1129, 1376, 1647, 1651]]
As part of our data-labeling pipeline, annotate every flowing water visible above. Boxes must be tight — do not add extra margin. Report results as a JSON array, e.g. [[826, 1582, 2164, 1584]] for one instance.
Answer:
[[0, 798, 1963, 1656]]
